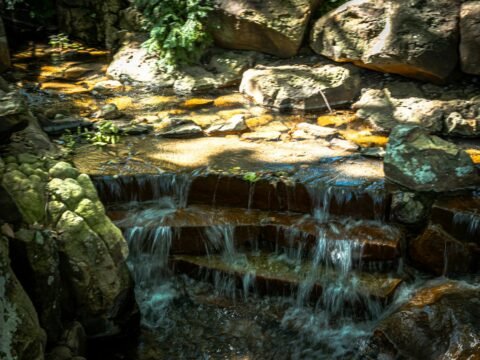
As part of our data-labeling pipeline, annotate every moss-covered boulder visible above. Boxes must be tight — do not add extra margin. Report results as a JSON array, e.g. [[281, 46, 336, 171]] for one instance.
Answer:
[[48, 161, 80, 180], [384, 125, 478, 191], [2, 168, 46, 224], [0, 236, 46, 360], [0, 155, 137, 339]]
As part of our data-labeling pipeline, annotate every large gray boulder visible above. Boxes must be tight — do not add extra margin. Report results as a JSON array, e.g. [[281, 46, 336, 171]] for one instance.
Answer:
[[210, 0, 320, 58], [460, 1, 480, 75], [384, 125, 478, 192], [108, 38, 257, 94], [106, 36, 172, 84], [310, 0, 460, 82], [353, 84, 480, 137], [240, 63, 361, 111], [0, 236, 46, 360]]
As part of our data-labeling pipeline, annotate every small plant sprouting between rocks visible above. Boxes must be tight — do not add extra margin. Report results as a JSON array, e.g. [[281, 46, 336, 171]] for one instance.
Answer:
[[59, 122, 121, 150], [48, 33, 84, 51], [85, 121, 120, 146], [133, 0, 214, 72], [243, 172, 260, 183]]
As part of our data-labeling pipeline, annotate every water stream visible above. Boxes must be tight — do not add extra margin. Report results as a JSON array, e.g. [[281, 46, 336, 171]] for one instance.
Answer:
[[107, 172, 418, 359]]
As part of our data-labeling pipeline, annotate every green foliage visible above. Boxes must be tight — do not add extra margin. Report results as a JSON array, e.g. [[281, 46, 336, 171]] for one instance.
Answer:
[[134, 0, 214, 71], [243, 172, 259, 183], [59, 122, 121, 150], [85, 121, 120, 146], [48, 33, 71, 50], [59, 129, 78, 150]]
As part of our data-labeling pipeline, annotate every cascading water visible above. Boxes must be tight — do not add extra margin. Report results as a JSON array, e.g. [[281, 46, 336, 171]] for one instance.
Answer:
[[125, 225, 174, 328], [107, 172, 416, 358]]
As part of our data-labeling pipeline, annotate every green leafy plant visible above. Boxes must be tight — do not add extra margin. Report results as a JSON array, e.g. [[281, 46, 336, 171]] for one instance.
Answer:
[[134, 0, 214, 71], [85, 121, 120, 146], [48, 33, 72, 50], [243, 172, 259, 183], [59, 129, 78, 150]]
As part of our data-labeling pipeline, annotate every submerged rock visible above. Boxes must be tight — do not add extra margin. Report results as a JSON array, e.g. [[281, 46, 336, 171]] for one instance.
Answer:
[[206, 114, 248, 136], [96, 104, 122, 120], [384, 125, 478, 192], [210, 0, 320, 58], [155, 118, 204, 139], [310, 0, 460, 82], [240, 63, 361, 112], [362, 280, 480, 359], [0, 236, 46, 360]]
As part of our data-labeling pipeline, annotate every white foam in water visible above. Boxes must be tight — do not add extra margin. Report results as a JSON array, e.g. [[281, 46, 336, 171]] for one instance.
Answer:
[[204, 225, 240, 264], [118, 175, 416, 358], [125, 225, 175, 328], [453, 212, 480, 235]]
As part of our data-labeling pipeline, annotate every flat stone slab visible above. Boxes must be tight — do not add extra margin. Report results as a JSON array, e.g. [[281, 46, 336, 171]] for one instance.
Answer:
[[172, 253, 403, 301]]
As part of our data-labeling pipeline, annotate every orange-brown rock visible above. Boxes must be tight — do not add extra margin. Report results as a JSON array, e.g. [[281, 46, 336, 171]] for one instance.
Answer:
[[409, 224, 476, 275], [362, 280, 480, 359], [431, 195, 480, 245], [210, 0, 321, 58]]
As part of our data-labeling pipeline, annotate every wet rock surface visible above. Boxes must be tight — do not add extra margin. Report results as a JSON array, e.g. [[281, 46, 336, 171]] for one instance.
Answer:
[[4, 38, 480, 360], [384, 125, 478, 192], [362, 280, 480, 359], [430, 195, 480, 245], [409, 223, 476, 275]]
